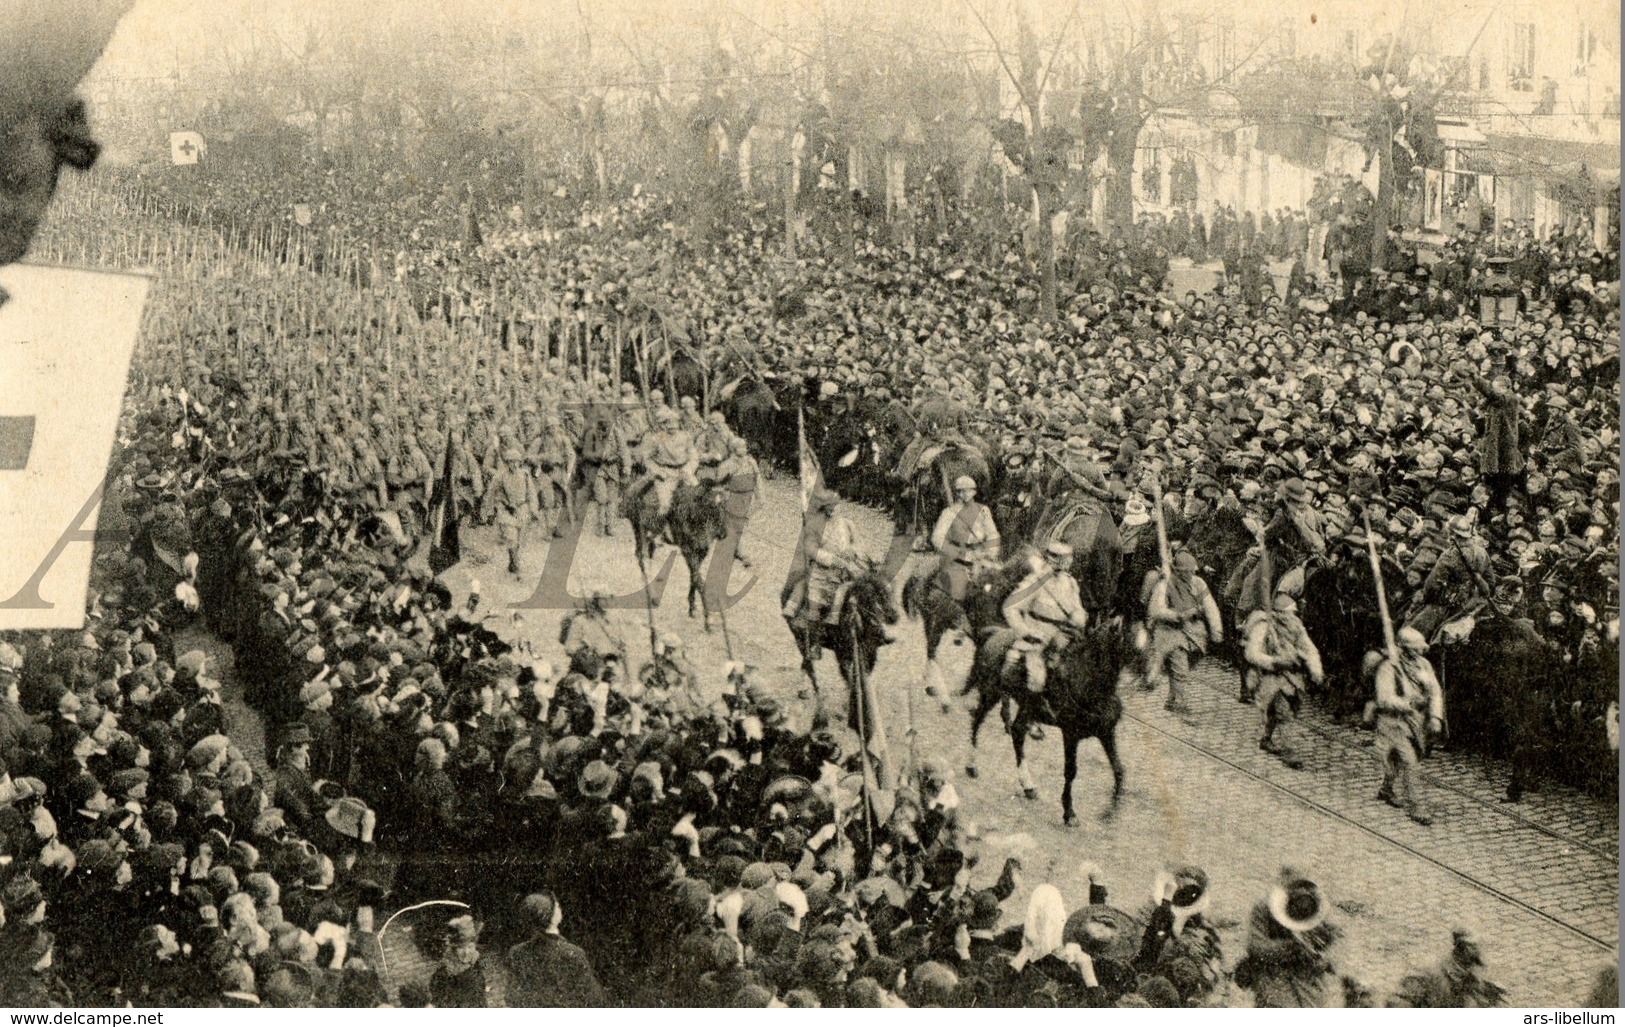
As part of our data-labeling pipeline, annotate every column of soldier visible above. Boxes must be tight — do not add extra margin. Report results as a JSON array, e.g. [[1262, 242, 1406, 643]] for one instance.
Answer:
[[0, 163, 1615, 1007], [34, 170, 1625, 811]]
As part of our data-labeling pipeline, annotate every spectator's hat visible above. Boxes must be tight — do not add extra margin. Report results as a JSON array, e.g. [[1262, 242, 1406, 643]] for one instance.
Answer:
[[577, 759, 618, 801], [1267, 869, 1326, 932]]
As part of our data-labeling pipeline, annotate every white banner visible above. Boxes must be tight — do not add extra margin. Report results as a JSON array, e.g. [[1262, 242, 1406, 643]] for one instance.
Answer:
[[169, 130, 205, 165], [0, 263, 150, 629]]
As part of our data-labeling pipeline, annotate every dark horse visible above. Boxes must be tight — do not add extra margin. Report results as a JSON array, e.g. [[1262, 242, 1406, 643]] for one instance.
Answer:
[[961, 623, 1131, 825], [782, 567, 899, 733], [901, 556, 1030, 701], [892, 441, 993, 541], [622, 479, 727, 629], [1300, 538, 1409, 720]]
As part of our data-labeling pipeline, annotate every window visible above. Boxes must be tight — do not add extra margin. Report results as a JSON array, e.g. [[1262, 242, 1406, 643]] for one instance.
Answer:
[[1508, 23, 1536, 90], [1575, 24, 1598, 75], [1215, 18, 1236, 74], [1180, 23, 1202, 65]]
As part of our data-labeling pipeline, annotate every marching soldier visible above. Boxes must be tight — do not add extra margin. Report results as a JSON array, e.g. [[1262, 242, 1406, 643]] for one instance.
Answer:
[[1146, 550, 1224, 714], [535, 411, 576, 538], [677, 394, 705, 436], [1372, 627, 1445, 825], [1244, 593, 1324, 770], [714, 434, 760, 567], [931, 475, 1001, 603], [1002, 540, 1090, 721], [484, 446, 538, 576], [618, 382, 650, 452], [578, 405, 631, 537]]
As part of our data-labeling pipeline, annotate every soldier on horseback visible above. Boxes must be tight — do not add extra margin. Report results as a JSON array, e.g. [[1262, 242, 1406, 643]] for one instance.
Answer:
[[931, 476, 1002, 603], [1233, 477, 1327, 612], [1003, 539, 1091, 721], [628, 406, 697, 522], [783, 488, 859, 626], [1403, 516, 1491, 641]]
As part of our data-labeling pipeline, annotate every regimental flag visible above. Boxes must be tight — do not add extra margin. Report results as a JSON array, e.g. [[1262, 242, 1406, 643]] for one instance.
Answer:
[[169, 131, 205, 165], [0, 264, 151, 629], [798, 407, 824, 515]]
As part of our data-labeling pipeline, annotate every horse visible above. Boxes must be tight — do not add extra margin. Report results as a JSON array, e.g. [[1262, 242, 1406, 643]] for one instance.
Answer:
[[782, 567, 899, 733], [719, 374, 788, 467], [1300, 539, 1409, 720], [1430, 608, 1559, 799], [1184, 505, 1257, 666], [622, 478, 727, 629], [960, 622, 1131, 825], [901, 555, 1030, 700], [891, 438, 994, 542]]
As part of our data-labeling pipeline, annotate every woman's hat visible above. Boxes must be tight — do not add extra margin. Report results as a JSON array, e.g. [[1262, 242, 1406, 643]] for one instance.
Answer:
[[576, 759, 618, 801], [323, 796, 372, 840], [1268, 870, 1326, 933]]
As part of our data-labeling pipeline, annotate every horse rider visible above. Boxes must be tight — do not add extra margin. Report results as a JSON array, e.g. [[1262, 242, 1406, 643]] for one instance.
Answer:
[[714, 434, 760, 567], [783, 487, 858, 626], [630, 406, 698, 520], [1403, 515, 1491, 641], [1147, 549, 1224, 714], [1233, 477, 1325, 615], [931, 475, 1001, 603], [1002, 539, 1090, 721], [484, 445, 538, 576], [697, 410, 733, 468], [1372, 627, 1445, 825], [1244, 592, 1324, 770]]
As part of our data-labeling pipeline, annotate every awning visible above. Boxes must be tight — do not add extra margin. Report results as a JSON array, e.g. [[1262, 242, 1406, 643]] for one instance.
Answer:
[[1476, 134, 1620, 180], [1436, 121, 1488, 145]]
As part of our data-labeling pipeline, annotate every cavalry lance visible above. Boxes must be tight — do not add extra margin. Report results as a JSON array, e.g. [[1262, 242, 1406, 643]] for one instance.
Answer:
[[1362, 508, 1398, 664]]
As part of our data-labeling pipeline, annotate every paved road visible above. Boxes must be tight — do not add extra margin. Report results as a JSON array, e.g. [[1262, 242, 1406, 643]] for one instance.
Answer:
[[204, 469, 1616, 1005]]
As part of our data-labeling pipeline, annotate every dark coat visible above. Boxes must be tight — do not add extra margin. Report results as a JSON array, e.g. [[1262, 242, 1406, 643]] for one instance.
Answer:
[[1470, 374, 1523, 475], [504, 932, 606, 1007]]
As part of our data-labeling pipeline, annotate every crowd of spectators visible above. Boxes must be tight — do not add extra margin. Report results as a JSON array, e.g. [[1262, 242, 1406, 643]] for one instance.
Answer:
[[0, 153, 1615, 1006]]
